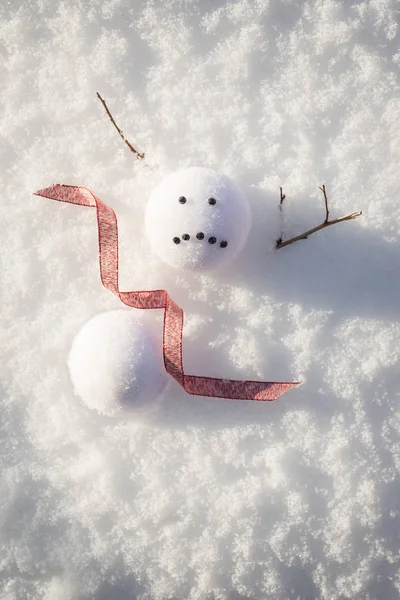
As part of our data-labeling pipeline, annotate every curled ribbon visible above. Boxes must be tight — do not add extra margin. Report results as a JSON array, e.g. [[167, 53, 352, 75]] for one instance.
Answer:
[[34, 184, 299, 401]]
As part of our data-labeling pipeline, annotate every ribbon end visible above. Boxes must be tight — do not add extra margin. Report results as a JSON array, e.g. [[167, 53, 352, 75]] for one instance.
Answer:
[[254, 381, 301, 401], [33, 184, 96, 207], [34, 184, 65, 200]]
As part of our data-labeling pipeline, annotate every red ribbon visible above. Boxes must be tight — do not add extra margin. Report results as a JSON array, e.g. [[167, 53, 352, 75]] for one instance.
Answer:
[[34, 184, 299, 401]]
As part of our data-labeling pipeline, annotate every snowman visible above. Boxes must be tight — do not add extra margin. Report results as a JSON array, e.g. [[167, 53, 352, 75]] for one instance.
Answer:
[[38, 94, 364, 414], [35, 98, 298, 415]]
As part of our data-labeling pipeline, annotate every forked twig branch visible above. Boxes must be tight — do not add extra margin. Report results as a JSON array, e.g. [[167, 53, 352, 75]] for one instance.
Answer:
[[96, 92, 145, 160], [275, 185, 362, 249]]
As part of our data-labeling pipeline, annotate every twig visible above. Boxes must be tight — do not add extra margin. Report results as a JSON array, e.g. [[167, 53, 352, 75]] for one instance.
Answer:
[[320, 184, 329, 223], [276, 186, 286, 246], [279, 186, 286, 206], [275, 185, 362, 249], [276, 212, 362, 249], [96, 92, 145, 160]]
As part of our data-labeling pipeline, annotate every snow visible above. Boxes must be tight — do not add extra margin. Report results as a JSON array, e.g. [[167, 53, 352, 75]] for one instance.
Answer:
[[68, 310, 167, 416], [1, 0, 400, 598], [145, 167, 251, 270]]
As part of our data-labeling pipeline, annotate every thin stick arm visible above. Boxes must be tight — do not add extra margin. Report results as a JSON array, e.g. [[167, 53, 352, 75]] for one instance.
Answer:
[[276, 211, 362, 249]]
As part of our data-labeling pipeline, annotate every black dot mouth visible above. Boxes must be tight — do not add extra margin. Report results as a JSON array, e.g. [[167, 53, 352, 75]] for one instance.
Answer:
[[172, 234, 228, 248]]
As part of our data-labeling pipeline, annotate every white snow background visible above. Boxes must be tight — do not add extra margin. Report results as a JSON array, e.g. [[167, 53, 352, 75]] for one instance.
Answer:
[[1, 0, 400, 598]]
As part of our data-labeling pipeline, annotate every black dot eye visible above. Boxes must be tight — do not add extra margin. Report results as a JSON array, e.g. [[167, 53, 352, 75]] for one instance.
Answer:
[[173, 237, 181, 244], [182, 233, 190, 241], [178, 196, 187, 204], [196, 232, 205, 240], [208, 236, 217, 244], [208, 197, 217, 205], [220, 241, 228, 248]]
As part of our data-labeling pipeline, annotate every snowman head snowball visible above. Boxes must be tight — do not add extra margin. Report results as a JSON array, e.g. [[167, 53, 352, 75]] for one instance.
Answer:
[[145, 167, 251, 271]]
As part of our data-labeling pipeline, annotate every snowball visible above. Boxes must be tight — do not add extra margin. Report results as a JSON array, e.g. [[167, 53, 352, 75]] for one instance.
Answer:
[[145, 167, 251, 270], [68, 310, 168, 416]]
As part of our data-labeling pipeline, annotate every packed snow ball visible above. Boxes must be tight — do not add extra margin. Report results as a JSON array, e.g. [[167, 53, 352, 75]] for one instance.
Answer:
[[68, 310, 168, 416], [145, 167, 251, 270]]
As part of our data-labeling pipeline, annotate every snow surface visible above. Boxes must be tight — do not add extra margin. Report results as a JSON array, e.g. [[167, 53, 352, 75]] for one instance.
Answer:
[[1, 0, 400, 598]]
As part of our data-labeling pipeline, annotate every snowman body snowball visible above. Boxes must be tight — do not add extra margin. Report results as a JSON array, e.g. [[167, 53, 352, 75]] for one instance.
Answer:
[[145, 167, 251, 270], [68, 310, 167, 416]]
